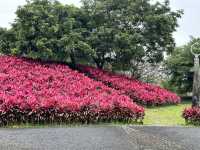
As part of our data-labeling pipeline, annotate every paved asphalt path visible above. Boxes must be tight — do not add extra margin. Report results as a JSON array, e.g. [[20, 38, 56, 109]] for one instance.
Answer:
[[0, 125, 199, 150]]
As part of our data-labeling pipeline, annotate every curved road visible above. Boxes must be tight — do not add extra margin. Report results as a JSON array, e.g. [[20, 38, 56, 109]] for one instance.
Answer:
[[0, 125, 199, 150]]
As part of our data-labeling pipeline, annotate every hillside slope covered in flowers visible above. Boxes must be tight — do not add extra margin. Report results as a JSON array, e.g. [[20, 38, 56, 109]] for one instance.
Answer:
[[0, 56, 144, 126], [78, 65, 181, 106]]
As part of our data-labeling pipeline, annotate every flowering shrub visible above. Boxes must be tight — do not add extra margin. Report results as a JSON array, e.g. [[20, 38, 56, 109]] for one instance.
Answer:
[[183, 107, 200, 125], [78, 65, 181, 106], [0, 56, 144, 126]]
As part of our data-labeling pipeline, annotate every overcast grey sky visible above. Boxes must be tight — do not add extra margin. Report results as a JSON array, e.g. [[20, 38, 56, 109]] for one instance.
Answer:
[[0, 0, 199, 46]]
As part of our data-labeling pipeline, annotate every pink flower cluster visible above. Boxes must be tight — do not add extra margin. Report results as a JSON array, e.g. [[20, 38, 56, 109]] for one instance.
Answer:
[[78, 65, 181, 105], [0, 56, 144, 125], [183, 107, 200, 125]]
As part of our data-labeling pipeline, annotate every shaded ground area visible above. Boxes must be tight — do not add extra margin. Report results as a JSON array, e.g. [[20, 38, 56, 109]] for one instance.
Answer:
[[0, 125, 199, 150]]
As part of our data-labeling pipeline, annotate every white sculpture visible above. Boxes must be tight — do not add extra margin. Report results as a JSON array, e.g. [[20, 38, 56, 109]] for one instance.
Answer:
[[191, 43, 200, 68]]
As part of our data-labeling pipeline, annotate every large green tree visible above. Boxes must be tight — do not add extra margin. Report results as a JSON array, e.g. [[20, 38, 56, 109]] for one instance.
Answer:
[[82, 0, 182, 73], [13, 0, 91, 65]]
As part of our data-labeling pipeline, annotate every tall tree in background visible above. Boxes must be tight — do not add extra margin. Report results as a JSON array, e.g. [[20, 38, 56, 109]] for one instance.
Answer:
[[82, 0, 182, 75], [13, 0, 91, 65]]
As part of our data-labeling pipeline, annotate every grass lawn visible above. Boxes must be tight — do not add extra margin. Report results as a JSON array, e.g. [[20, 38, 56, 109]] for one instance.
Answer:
[[144, 101, 191, 126]]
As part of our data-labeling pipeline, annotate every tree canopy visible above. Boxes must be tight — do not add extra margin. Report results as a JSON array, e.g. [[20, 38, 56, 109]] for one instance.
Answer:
[[11, 0, 91, 64], [82, 0, 182, 71]]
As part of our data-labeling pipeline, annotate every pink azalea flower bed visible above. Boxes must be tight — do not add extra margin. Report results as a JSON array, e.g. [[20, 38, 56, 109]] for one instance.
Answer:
[[183, 107, 200, 125], [78, 65, 181, 106], [0, 56, 144, 126]]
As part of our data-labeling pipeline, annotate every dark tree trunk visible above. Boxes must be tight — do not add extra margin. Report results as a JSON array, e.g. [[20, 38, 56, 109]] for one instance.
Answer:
[[93, 57, 104, 69], [96, 62, 104, 69], [70, 50, 76, 69]]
